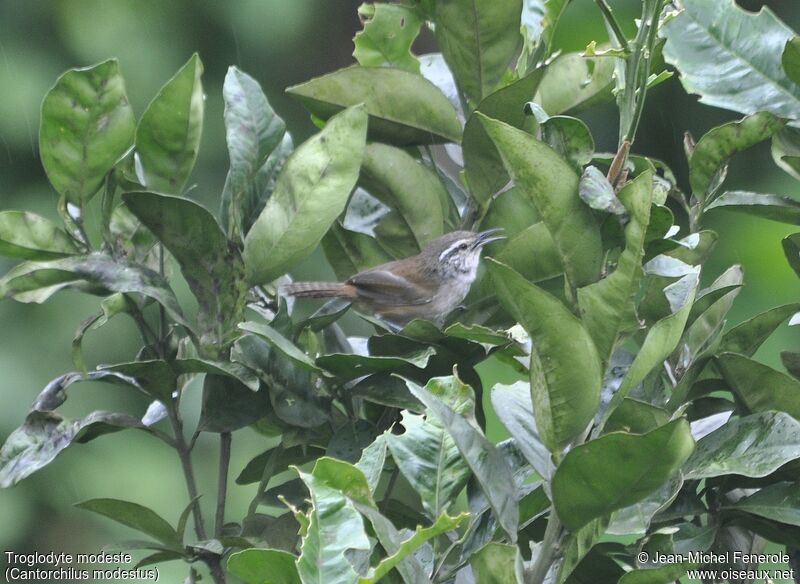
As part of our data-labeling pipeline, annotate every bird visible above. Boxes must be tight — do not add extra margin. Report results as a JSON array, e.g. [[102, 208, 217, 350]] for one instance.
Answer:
[[282, 229, 505, 328]]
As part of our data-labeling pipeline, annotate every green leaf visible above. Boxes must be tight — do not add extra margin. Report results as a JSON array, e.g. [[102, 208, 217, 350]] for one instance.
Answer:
[[784, 37, 800, 85], [552, 419, 694, 531], [683, 411, 800, 479], [0, 211, 78, 260], [433, 0, 522, 106], [220, 66, 288, 238], [286, 67, 461, 145], [491, 222, 562, 285], [604, 399, 670, 435], [490, 382, 550, 479], [351, 374, 424, 412], [607, 474, 682, 536], [406, 376, 519, 541], [705, 190, 800, 225], [488, 259, 602, 451], [295, 467, 371, 584], [690, 112, 784, 203], [327, 420, 376, 464], [101, 360, 177, 402], [556, 516, 611, 584], [359, 511, 468, 584], [236, 446, 325, 486], [773, 128, 800, 186], [72, 293, 131, 373], [463, 71, 545, 206], [39, 59, 135, 205], [480, 114, 602, 288], [316, 348, 436, 380], [386, 410, 471, 520], [662, 0, 800, 124], [239, 321, 322, 374], [535, 53, 615, 115], [227, 549, 301, 584], [197, 374, 271, 433], [444, 322, 513, 346], [353, 3, 422, 73], [678, 266, 742, 364], [233, 335, 329, 429], [244, 104, 368, 285], [783, 351, 800, 380], [527, 106, 595, 171], [784, 232, 800, 278], [717, 352, 800, 420], [172, 358, 260, 392], [603, 271, 699, 424], [718, 303, 800, 356], [723, 482, 800, 527], [359, 143, 446, 249], [123, 192, 245, 352], [0, 254, 189, 329], [135, 54, 204, 193], [578, 171, 653, 361], [577, 166, 625, 215], [480, 185, 540, 238], [75, 498, 180, 548], [618, 563, 696, 584], [321, 222, 393, 281], [469, 542, 524, 584], [356, 434, 388, 494], [8, 409, 143, 480], [309, 457, 433, 584], [135, 551, 185, 569]]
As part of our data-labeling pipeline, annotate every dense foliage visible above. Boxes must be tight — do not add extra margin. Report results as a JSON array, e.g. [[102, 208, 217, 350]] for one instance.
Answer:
[[2, 0, 800, 582]]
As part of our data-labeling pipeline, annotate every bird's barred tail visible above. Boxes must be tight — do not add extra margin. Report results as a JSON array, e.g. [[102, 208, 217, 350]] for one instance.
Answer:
[[281, 281, 357, 299]]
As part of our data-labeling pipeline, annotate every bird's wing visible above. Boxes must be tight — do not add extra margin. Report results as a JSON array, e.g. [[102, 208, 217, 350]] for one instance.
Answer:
[[347, 268, 434, 305]]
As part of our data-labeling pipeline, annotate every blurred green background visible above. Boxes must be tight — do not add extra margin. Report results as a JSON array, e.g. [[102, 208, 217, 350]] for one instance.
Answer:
[[0, 1, 798, 582]]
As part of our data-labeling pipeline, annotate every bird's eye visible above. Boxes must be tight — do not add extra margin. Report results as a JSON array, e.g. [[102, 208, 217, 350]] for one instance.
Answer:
[[459, 243, 469, 250]]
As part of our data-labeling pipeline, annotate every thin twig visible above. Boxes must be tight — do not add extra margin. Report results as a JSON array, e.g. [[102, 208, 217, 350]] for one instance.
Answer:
[[527, 510, 563, 584], [215, 432, 232, 538], [246, 446, 282, 520], [594, 0, 629, 50], [128, 305, 160, 355], [379, 467, 399, 514], [158, 244, 168, 356], [606, 140, 631, 187], [168, 410, 208, 541]]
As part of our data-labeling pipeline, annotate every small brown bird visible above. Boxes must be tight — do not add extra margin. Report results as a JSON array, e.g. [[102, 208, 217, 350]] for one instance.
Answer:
[[283, 229, 505, 327]]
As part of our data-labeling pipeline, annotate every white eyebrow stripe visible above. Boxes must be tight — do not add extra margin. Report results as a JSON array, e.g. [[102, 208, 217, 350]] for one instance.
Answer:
[[439, 240, 469, 262]]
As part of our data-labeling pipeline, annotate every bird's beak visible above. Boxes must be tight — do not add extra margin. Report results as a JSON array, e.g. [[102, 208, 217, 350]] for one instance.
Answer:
[[473, 228, 506, 249]]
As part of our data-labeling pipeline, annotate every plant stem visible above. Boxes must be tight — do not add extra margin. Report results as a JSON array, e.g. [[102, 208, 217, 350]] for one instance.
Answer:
[[594, 0, 629, 50], [379, 467, 399, 514], [215, 432, 232, 538], [169, 409, 227, 584], [527, 510, 563, 584], [611, 0, 666, 180], [625, 0, 665, 145], [158, 244, 167, 356], [607, 140, 631, 186], [431, 538, 461, 582], [208, 560, 227, 584], [129, 304, 159, 352], [168, 409, 208, 541], [246, 446, 282, 520]]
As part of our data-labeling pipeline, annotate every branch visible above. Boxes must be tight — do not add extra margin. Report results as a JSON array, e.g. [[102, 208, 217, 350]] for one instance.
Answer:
[[168, 409, 208, 541], [245, 446, 282, 521], [527, 510, 563, 584], [594, 0, 629, 50], [215, 432, 232, 538]]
